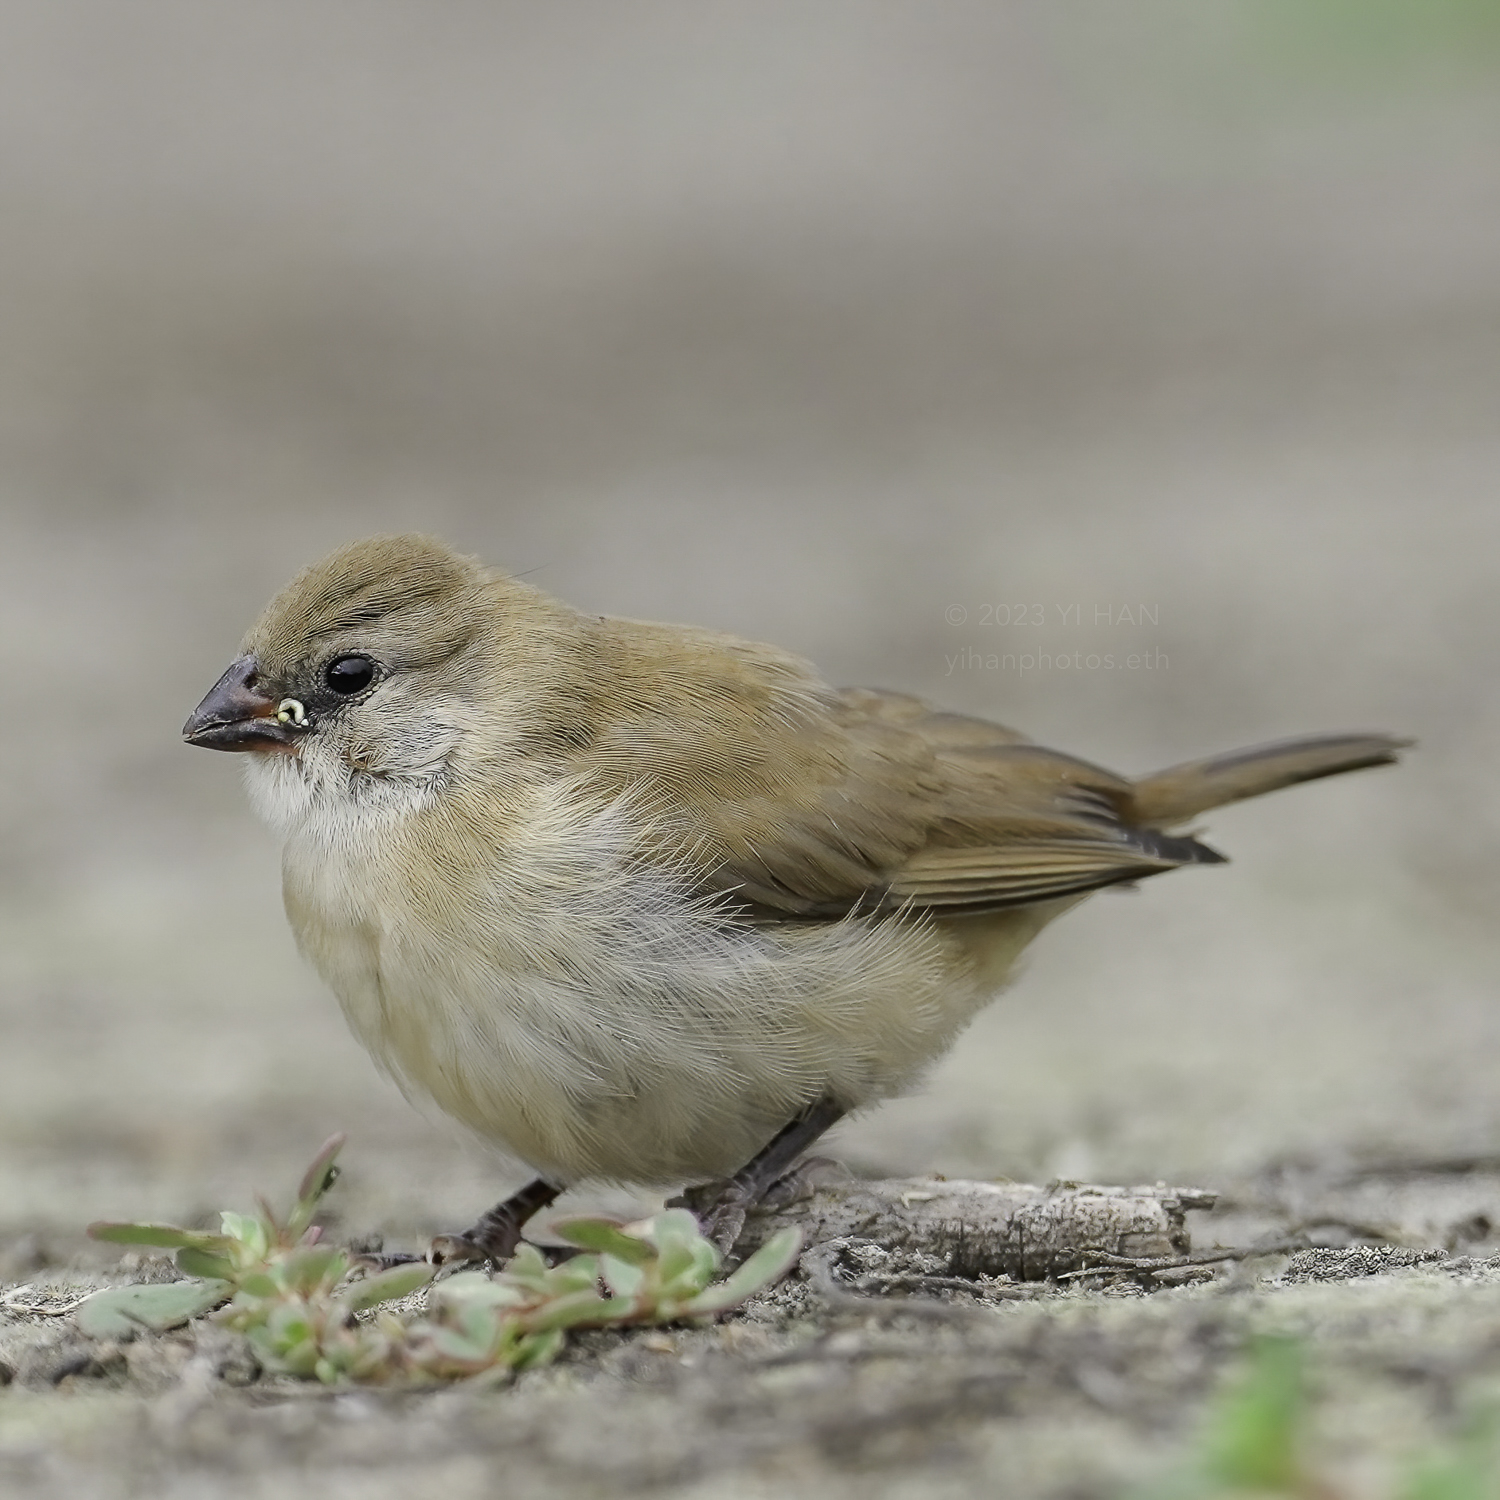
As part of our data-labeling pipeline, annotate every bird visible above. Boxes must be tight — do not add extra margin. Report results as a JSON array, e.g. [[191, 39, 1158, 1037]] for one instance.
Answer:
[[183, 533, 1408, 1261]]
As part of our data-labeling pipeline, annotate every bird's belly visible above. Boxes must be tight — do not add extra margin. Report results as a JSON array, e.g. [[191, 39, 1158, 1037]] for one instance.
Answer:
[[278, 809, 1026, 1186]]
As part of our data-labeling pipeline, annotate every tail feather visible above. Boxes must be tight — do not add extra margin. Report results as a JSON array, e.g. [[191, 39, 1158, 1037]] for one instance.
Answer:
[[1130, 733, 1411, 828]]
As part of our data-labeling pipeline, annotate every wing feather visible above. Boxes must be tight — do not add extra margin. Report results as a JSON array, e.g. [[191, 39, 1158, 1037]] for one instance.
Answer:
[[576, 630, 1221, 922]]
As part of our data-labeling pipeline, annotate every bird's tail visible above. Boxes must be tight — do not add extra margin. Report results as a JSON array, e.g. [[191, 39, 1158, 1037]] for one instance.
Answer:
[[1130, 733, 1411, 828]]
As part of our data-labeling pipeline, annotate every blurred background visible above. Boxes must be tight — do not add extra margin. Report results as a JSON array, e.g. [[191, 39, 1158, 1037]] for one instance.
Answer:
[[2, 1, 1497, 1249]]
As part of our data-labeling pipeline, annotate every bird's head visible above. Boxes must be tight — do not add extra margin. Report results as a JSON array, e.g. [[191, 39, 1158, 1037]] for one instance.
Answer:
[[184, 534, 563, 819]]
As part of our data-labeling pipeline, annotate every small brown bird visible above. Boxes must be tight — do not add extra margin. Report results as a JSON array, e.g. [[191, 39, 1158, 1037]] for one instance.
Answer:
[[184, 534, 1406, 1260]]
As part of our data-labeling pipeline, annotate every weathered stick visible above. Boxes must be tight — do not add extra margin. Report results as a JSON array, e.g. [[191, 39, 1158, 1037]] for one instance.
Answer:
[[741, 1179, 1217, 1281]]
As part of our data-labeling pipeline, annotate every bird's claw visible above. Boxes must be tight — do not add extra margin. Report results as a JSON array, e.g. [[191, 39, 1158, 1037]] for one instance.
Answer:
[[757, 1155, 843, 1214], [351, 1249, 422, 1272], [679, 1155, 845, 1256], [427, 1232, 493, 1268], [703, 1190, 751, 1257]]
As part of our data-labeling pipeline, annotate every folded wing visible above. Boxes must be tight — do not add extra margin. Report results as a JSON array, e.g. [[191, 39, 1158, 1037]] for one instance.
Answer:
[[584, 662, 1224, 921]]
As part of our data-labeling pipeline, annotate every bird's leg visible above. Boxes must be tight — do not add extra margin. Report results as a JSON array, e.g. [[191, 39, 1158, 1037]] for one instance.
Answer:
[[682, 1099, 845, 1256], [428, 1178, 562, 1267]]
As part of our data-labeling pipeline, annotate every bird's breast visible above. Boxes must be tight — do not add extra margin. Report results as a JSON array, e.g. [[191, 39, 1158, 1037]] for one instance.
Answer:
[[272, 777, 998, 1184]]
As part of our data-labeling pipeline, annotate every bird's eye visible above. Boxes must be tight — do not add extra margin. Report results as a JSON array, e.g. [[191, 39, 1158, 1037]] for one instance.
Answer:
[[324, 655, 378, 695]]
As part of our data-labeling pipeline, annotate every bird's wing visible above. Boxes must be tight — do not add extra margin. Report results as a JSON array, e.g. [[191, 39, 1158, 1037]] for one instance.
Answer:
[[879, 737, 1225, 917], [582, 646, 1219, 920]]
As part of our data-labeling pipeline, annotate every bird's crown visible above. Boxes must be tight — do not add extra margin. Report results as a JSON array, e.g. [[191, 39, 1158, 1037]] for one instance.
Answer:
[[244, 533, 492, 676]]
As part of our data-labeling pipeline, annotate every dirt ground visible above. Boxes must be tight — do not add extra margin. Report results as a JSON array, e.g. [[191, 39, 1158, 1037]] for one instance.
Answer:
[[3, 4, 1500, 1496], [8, 1174, 1500, 1500]]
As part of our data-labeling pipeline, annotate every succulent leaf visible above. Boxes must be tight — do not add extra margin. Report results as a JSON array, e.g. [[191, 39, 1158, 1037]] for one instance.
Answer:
[[682, 1228, 804, 1316], [175, 1247, 238, 1281], [340, 1262, 434, 1313], [87, 1221, 224, 1251], [550, 1216, 656, 1264], [76, 1279, 231, 1339]]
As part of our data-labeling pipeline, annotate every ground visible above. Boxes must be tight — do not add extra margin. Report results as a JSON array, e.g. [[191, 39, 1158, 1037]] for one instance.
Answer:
[[7, 1162, 1500, 1498]]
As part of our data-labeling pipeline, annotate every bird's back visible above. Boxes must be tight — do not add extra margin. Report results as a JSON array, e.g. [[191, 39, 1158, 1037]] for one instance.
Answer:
[[565, 615, 1398, 927]]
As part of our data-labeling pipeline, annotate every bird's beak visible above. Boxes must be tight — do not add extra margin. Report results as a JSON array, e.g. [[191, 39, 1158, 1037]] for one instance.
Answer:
[[183, 655, 300, 753]]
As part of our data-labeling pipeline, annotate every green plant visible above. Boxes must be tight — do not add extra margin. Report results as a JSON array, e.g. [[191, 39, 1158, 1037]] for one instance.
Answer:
[[78, 1137, 803, 1385], [403, 1210, 803, 1381], [1139, 1337, 1500, 1500], [80, 1134, 367, 1340], [1201, 1335, 1309, 1492]]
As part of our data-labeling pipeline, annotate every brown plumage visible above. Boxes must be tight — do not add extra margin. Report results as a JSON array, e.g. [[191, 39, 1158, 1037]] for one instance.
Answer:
[[184, 534, 1408, 1256]]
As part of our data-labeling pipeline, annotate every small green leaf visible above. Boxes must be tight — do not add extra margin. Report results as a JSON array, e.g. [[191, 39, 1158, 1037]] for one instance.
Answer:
[[281, 1244, 348, 1293], [657, 1234, 718, 1296], [347, 1332, 397, 1383], [452, 1305, 504, 1345], [640, 1209, 709, 1255], [87, 1221, 223, 1251], [234, 1270, 281, 1299], [297, 1133, 346, 1203], [550, 1217, 655, 1264], [289, 1134, 345, 1236], [600, 1254, 645, 1298], [262, 1299, 315, 1345], [526, 1289, 636, 1332], [76, 1279, 231, 1339], [254, 1194, 283, 1239], [219, 1211, 270, 1261], [430, 1272, 530, 1313], [682, 1227, 803, 1316], [500, 1243, 557, 1292], [546, 1257, 604, 1296], [511, 1328, 564, 1370], [175, 1247, 238, 1281], [262, 1335, 321, 1377], [422, 1325, 497, 1370], [340, 1263, 434, 1313], [431, 1270, 507, 1299]]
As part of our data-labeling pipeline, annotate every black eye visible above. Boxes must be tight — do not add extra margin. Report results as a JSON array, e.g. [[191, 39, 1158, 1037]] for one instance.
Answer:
[[324, 655, 377, 695]]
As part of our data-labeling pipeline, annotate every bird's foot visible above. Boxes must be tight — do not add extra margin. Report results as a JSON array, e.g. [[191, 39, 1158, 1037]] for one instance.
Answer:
[[427, 1178, 564, 1268], [672, 1099, 848, 1257], [702, 1186, 753, 1257], [756, 1154, 843, 1214], [352, 1249, 422, 1271], [666, 1177, 743, 1255], [344, 1231, 508, 1271], [346, 1180, 573, 1272], [675, 1155, 845, 1257], [426, 1230, 499, 1268], [345, 1234, 421, 1273], [353, 1235, 578, 1273]]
